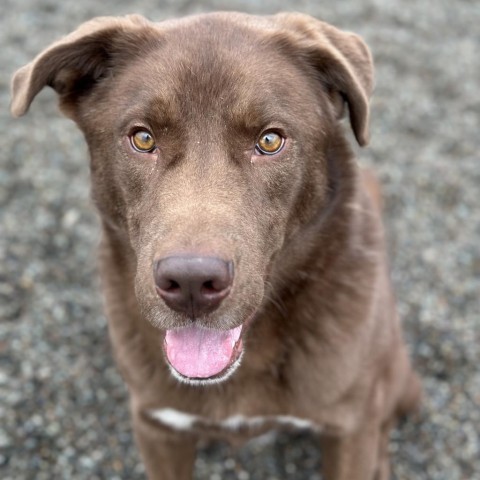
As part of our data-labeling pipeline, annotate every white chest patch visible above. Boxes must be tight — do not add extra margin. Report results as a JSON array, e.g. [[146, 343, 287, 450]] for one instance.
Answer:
[[147, 407, 320, 435]]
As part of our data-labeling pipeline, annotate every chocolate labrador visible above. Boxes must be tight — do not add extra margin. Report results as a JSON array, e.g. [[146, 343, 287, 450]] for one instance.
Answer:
[[11, 12, 421, 480]]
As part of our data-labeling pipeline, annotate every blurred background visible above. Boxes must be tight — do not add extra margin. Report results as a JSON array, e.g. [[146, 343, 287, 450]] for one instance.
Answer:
[[1, 0, 478, 479]]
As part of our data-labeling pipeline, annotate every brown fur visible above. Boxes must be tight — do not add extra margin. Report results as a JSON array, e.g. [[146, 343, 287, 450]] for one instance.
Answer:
[[11, 12, 420, 479]]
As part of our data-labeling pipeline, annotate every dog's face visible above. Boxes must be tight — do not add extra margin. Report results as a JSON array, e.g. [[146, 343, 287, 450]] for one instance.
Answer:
[[11, 13, 373, 384]]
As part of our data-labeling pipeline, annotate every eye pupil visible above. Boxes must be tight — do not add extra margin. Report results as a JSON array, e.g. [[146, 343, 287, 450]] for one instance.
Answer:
[[257, 131, 284, 155], [264, 134, 275, 145], [131, 130, 155, 152]]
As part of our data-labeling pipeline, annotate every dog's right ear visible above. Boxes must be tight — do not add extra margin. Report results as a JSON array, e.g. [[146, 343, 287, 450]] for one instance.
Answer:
[[11, 15, 156, 118]]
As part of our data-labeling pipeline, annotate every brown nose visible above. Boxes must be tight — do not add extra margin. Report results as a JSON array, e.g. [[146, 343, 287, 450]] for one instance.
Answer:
[[154, 256, 234, 317]]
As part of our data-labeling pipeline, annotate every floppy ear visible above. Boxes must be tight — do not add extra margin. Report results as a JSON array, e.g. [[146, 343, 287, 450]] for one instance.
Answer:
[[273, 13, 374, 146], [11, 15, 156, 118]]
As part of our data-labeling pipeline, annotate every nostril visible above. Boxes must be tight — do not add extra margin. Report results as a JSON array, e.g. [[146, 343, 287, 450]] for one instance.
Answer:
[[200, 278, 231, 295], [202, 280, 216, 293], [155, 270, 181, 293], [165, 279, 180, 292]]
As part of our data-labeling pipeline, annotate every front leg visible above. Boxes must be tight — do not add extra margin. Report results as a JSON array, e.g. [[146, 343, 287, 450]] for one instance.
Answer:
[[132, 409, 197, 480], [319, 421, 382, 480]]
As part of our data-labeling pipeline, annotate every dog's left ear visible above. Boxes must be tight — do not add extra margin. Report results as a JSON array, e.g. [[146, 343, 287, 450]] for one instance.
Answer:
[[273, 13, 374, 146]]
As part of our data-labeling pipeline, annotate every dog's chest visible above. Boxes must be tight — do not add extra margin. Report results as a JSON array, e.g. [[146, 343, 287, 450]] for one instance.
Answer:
[[147, 407, 320, 439]]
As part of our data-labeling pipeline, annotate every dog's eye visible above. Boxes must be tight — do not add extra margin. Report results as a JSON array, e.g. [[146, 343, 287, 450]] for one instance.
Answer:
[[256, 131, 284, 155], [131, 130, 156, 153]]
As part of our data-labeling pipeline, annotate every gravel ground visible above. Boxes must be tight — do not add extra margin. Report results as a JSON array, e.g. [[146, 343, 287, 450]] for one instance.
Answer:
[[1, 0, 479, 479]]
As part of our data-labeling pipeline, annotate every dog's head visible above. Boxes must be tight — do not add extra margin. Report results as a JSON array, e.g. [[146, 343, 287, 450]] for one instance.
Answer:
[[11, 12, 373, 384]]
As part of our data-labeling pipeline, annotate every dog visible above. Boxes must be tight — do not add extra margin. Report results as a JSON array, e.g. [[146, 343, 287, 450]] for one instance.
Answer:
[[11, 12, 421, 479]]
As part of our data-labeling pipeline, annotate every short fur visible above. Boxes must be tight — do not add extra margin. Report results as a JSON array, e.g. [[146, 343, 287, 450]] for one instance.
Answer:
[[11, 12, 421, 480]]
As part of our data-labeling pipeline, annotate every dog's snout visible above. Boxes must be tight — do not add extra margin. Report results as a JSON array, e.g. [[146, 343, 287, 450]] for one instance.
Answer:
[[154, 256, 234, 317]]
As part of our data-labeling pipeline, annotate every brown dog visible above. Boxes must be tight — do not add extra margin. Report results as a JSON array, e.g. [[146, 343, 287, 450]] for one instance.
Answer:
[[11, 12, 420, 480]]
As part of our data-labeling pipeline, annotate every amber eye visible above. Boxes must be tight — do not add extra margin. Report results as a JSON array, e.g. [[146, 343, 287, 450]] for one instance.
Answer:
[[256, 131, 284, 155], [131, 130, 156, 153]]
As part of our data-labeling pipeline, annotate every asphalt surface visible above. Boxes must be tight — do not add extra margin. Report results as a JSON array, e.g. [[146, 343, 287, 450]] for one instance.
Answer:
[[1, 0, 479, 479]]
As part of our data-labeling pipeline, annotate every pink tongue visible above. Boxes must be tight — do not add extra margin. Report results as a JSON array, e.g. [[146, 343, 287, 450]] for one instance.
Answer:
[[165, 325, 242, 378]]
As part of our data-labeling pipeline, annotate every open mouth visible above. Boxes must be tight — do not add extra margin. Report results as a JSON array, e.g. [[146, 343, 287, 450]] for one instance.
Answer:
[[163, 324, 244, 382]]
